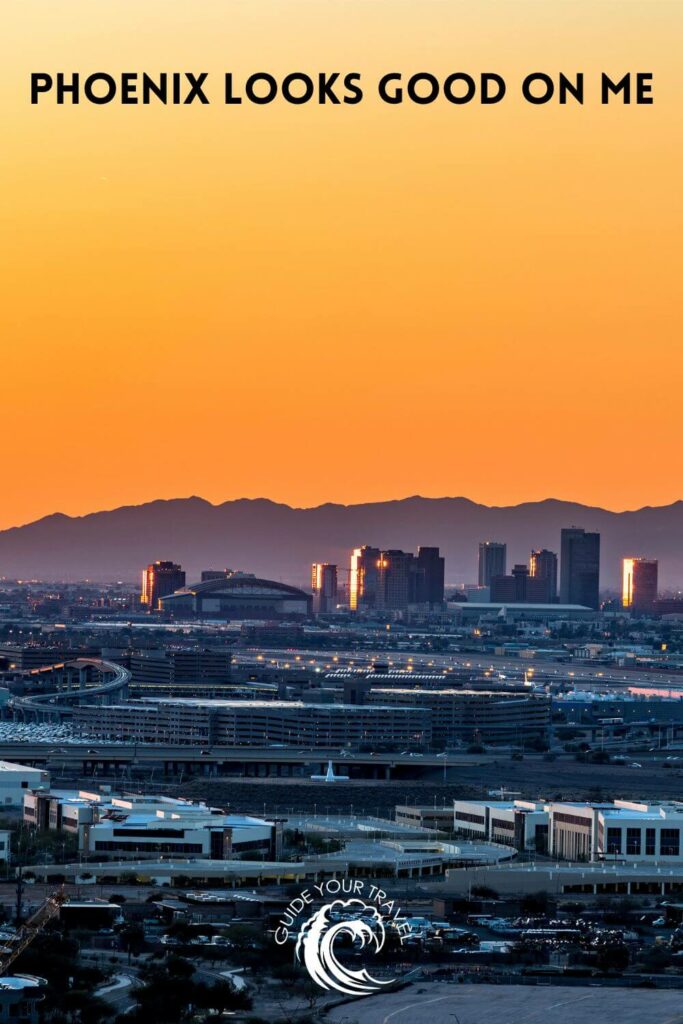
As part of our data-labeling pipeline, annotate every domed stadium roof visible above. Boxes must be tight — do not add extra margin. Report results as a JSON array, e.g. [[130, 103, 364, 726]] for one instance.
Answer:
[[172, 573, 308, 600]]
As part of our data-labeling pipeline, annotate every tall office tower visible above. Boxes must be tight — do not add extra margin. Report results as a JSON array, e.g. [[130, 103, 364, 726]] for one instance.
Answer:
[[311, 562, 338, 614], [349, 546, 381, 611], [560, 528, 601, 609], [416, 546, 446, 606], [530, 548, 558, 602], [490, 564, 550, 603], [141, 560, 185, 610], [622, 557, 658, 613], [490, 564, 525, 602], [478, 541, 506, 586], [376, 550, 416, 610], [201, 569, 230, 582]]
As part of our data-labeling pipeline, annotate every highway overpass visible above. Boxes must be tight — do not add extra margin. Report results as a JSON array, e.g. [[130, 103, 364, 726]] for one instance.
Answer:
[[0, 742, 489, 778], [9, 658, 131, 721]]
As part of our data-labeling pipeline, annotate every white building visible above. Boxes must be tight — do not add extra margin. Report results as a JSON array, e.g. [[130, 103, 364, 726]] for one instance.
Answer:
[[23, 788, 279, 861], [0, 830, 11, 864], [549, 799, 683, 863], [0, 976, 46, 1024], [84, 807, 276, 860], [0, 762, 49, 807], [454, 797, 683, 864], [453, 799, 549, 853]]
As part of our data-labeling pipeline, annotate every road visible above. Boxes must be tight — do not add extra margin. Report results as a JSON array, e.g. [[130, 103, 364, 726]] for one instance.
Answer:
[[326, 982, 683, 1024], [0, 740, 490, 771], [95, 972, 137, 1015]]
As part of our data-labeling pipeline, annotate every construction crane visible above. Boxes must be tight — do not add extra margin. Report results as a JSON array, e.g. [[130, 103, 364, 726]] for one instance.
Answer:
[[0, 875, 65, 976]]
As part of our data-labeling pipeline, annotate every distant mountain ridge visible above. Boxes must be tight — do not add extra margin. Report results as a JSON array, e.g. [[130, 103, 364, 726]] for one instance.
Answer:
[[1, 495, 682, 589]]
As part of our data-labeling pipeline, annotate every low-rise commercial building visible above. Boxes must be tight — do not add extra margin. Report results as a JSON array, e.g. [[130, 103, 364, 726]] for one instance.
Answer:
[[395, 805, 455, 832], [0, 761, 49, 807], [548, 799, 683, 863], [448, 602, 595, 623], [452, 798, 683, 864], [453, 799, 549, 853], [23, 788, 280, 861]]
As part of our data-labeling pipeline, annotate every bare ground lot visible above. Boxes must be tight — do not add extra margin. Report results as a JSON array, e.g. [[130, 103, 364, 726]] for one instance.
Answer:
[[326, 982, 683, 1024]]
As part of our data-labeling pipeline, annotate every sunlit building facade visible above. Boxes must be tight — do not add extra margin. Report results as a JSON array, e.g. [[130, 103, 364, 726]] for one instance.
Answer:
[[141, 561, 186, 610], [622, 557, 658, 613], [349, 546, 381, 611], [350, 545, 445, 611], [311, 562, 338, 614]]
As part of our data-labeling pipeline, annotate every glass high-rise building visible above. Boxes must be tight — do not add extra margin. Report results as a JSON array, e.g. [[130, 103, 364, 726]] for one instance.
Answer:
[[416, 546, 445, 606], [530, 548, 558, 602], [141, 560, 185, 610], [622, 557, 658, 613], [349, 546, 381, 611], [350, 545, 445, 611], [311, 562, 338, 614], [478, 541, 506, 587], [560, 528, 600, 609]]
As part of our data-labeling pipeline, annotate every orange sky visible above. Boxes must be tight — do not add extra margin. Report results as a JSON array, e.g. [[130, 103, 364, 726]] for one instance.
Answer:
[[1, 1, 681, 529]]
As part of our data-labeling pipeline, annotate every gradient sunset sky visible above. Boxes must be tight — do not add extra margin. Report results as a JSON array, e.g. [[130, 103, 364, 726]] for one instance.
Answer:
[[2, 1, 681, 530]]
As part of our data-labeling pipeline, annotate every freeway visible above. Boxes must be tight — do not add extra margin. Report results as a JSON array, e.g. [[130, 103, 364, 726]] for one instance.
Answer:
[[0, 741, 490, 769], [9, 658, 131, 718]]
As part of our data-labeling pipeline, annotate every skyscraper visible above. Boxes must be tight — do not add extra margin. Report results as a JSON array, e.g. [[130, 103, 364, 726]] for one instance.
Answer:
[[349, 546, 381, 611], [530, 548, 558, 603], [141, 560, 185, 610], [376, 550, 415, 610], [416, 546, 445, 606], [478, 541, 506, 586], [350, 545, 445, 611], [622, 558, 658, 613], [560, 528, 600, 609], [311, 562, 338, 614], [490, 564, 550, 603]]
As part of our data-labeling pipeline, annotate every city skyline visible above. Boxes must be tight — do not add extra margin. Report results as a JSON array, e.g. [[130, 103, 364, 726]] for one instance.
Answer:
[[0, 492, 680, 588]]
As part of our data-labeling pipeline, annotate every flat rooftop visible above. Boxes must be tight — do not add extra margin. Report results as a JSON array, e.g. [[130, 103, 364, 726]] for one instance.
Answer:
[[125, 699, 427, 712], [326, 983, 683, 1024]]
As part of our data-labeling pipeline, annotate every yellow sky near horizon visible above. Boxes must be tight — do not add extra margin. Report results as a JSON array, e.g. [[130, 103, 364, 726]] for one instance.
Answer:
[[1, 1, 681, 529]]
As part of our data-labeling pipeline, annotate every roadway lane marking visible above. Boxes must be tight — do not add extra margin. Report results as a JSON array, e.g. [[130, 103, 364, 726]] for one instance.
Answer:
[[378, 988, 597, 1024], [512, 991, 594, 1022], [382, 993, 455, 1024]]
